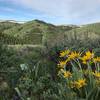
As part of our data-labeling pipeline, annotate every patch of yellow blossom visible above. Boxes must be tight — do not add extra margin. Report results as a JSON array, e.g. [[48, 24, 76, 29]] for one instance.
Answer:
[[81, 51, 94, 64], [93, 57, 100, 63], [58, 69, 72, 78], [63, 71, 72, 78], [60, 50, 70, 57], [68, 51, 81, 60], [92, 71, 100, 79], [58, 59, 70, 69], [58, 60, 67, 68], [71, 79, 86, 89]]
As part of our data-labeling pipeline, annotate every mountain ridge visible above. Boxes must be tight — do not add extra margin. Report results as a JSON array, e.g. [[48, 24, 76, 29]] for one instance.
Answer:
[[0, 19, 100, 48]]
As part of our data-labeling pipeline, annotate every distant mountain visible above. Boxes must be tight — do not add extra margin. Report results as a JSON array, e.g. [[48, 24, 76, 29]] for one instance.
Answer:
[[0, 19, 26, 23], [0, 19, 77, 45], [0, 19, 100, 49], [3, 19, 76, 36]]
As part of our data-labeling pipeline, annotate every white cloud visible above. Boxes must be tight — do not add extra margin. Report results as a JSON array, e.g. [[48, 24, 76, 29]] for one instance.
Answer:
[[5, 0, 100, 24]]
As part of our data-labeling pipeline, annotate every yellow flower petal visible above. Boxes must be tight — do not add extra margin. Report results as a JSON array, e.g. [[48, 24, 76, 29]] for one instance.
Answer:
[[60, 50, 70, 57]]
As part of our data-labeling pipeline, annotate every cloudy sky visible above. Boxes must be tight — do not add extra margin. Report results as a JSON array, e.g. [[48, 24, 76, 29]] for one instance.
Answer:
[[0, 0, 100, 25]]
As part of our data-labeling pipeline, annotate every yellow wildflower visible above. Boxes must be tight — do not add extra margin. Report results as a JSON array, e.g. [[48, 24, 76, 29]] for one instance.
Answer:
[[81, 51, 94, 64], [58, 69, 72, 78], [58, 60, 66, 68], [85, 51, 94, 58], [63, 71, 72, 78], [60, 50, 70, 57], [68, 51, 81, 60], [93, 57, 100, 63], [85, 51, 94, 60], [58, 59, 69, 69], [71, 79, 86, 89], [93, 71, 100, 78], [81, 55, 89, 61]]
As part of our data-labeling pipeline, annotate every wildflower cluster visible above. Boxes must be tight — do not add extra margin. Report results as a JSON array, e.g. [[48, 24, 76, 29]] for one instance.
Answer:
[[57, 49, 100, 97], [71, 79, 86, 89]]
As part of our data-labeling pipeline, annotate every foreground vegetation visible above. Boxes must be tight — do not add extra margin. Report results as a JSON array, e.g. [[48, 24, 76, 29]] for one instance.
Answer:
[[0, 20, 100, 99], [0, 43, 100, 100]]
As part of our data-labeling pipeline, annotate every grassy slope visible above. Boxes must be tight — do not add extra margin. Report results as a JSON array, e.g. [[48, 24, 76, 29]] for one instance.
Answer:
[[65, 23, 100, 39], [64, 23, 100, 48], [1, 20, 76, 45], [0, 21, 20, 33], [0, 20, 100, 49]]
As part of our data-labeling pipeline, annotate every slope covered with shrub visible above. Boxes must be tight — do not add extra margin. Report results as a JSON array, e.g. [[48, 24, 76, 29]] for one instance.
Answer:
[[0, 20, 77, 45], [0, 20, 100, 100], [63, 23, 100, 49], [0, 21, 20, 33]]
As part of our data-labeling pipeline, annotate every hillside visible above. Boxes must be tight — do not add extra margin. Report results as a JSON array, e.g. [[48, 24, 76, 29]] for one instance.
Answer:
[[3, 20, 77, 36], [63, 23, 100, 49], [0, 20, 77, 45], [0, 21, 20, 33], [0, 20, 100, 49]]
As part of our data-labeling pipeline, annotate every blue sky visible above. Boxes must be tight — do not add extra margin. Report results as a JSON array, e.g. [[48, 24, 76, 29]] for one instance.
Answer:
[[0, 0, 100, 25]]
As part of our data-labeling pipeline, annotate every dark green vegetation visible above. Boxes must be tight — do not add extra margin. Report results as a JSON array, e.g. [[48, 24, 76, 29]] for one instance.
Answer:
[[0, 20, 100, 99]]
